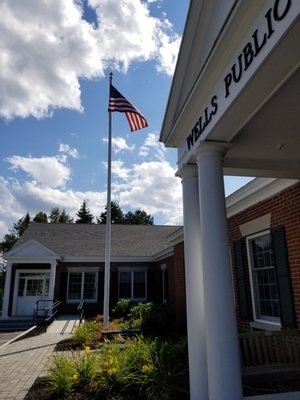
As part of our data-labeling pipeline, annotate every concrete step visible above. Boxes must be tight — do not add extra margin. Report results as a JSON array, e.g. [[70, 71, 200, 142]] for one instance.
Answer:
[[0, 318, 33, 332]]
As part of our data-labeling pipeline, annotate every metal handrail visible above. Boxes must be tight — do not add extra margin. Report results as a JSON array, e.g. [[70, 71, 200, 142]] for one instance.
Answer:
[[77, 299, 85, 325], [33, 299, 61, 328]]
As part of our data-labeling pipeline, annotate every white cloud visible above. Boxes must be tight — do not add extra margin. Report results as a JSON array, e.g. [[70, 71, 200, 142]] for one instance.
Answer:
[[114, 160, 182, 225], [139, 132, 166, 161], [0, 0, 181, 120], [0, 135, 183, 240], [0, 177, 108, 238], [59, 143, 80, 159], [6, 155, 71, 188], [103, 137, 135, 154]]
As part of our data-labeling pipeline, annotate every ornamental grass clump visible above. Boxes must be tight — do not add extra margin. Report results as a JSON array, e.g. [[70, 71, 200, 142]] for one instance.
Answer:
[[72, 346, 99, 387], [48, 336, 189, 399], [48, 353, 77, 396], [72, 319, 102, 346], [144, 338, 189, 400]]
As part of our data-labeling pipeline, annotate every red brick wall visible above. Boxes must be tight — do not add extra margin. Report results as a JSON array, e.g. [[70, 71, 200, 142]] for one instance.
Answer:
[[228, 182, 300, 329]]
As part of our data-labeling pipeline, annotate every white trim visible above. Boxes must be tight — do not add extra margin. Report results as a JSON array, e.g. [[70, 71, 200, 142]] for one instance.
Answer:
[[12, 269, 51, 316], [160, 263, 167, 271], [246, 230, 282, 327], [67, 266, 101, 272], [226, 178, 299, 217], [5, 239, 60, 259], [167, 227, 184, 244], [117, 266, 148, 272], [58, 253, 175, 263], [239, 213, 271, 237], [250, 321, 281, 331]]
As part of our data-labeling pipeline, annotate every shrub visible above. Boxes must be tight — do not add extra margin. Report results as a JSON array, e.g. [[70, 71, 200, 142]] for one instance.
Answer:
[[72, 320, 102, 346], [112, 299, 134, 319], [129, 302, 170, 337]]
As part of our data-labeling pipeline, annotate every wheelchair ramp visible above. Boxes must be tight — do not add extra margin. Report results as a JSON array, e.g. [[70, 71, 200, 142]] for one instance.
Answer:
[[47, 315, 80, 335]]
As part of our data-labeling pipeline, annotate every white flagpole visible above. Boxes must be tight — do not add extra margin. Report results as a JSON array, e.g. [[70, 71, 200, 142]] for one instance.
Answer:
[[103, 72, 113, 326]]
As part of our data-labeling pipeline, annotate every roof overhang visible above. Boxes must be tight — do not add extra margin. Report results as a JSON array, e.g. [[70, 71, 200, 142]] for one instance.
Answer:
[[160, 0, 300, 179], [226, 177, 299, 217], [5, 239, 60, 262]]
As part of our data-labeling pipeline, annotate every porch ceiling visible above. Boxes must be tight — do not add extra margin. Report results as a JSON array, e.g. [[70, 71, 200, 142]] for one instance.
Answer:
[[223, 67, 300, 178]]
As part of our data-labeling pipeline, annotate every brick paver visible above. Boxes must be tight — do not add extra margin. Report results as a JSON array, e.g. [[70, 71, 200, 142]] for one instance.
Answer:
[[0, 332, 70, 399]]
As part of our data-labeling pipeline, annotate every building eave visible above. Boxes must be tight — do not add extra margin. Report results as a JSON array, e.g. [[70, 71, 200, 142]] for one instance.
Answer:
[[226, 177, 299, 218]]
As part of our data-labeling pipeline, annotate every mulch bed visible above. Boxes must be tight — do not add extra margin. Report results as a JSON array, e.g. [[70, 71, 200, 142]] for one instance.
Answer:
[[24, 378, 138, 400]]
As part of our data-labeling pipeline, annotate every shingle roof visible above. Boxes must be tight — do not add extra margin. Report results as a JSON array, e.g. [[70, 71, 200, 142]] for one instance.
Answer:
[[12, 223, 182, 258]]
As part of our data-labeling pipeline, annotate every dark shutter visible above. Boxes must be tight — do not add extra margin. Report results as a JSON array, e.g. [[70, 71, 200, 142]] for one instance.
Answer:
[[271, 226, 296, 327], [234, 240, 249, 320], [111, 271, 119, 302], [59, 272, 68, 302]]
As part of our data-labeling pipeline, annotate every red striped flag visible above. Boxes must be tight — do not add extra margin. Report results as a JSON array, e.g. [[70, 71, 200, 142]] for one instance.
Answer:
[[108, 84, 148, 132]]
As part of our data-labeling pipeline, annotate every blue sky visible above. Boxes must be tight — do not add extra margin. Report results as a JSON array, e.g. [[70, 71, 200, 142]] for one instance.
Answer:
[[0, 0, 252, 240]]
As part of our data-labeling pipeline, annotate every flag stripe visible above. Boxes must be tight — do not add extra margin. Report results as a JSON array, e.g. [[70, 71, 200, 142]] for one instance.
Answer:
[[108, 84, 148, 132]]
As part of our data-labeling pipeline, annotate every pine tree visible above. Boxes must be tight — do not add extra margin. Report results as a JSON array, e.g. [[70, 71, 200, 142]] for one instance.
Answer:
[[98, 201, 124, 224], [49, 207, 73, 223], [76, 200, 94, 223], [124, 209, 154, 225], [33, 211, 48, 223]]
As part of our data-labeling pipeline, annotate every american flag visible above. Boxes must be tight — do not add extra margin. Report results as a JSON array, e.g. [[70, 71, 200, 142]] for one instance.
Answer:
[[108, 84, 148, 132]]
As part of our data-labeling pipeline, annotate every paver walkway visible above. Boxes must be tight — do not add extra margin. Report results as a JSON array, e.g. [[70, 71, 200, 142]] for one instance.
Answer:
[[0, 331, 70, 399]]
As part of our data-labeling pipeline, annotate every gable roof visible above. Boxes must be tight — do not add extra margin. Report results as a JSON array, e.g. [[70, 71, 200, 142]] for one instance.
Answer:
[[9, 223, 181, 259]]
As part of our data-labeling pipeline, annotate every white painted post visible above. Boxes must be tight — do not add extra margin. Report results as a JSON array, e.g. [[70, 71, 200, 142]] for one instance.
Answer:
[[196, 143, 243, 400], [178, 164, 208, 400], [49, 261, 57, 301], [1, 261, 12, 318]]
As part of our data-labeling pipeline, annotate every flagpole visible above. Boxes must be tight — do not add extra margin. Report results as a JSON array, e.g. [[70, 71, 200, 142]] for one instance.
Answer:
[[103, 72, 113, 327]]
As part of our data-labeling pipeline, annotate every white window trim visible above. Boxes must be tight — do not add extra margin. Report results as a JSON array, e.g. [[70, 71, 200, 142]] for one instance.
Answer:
[[118, 270, 147, 302], [246, 230, 281, 328], [12, 269, 51, 316], [67, 271, 98, 304]]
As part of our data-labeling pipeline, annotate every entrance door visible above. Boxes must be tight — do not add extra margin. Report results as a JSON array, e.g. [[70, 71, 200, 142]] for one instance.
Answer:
[[15, 272, 50, 316]]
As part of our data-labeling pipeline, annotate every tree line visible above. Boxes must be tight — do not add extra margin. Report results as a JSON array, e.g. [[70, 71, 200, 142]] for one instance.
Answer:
[[0, 200, 153, 253]]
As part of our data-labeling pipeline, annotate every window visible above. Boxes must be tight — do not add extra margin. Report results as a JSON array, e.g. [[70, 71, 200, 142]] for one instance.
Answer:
[[67, 272, 97, 302], [119, 271, 147, 301], [247, 232, 280, 324], [17, 273, 50, 297]]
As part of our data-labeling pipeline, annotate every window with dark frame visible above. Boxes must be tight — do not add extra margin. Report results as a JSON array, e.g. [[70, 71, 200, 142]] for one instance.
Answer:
[[119, 271, 146, 301], [67, 271, 97, 302]]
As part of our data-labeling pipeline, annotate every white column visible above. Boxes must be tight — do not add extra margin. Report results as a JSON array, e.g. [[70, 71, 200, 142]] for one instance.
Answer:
[[48, 261, 57, 301], [196, 143, 242, 400], [1, 261, 12, 318], [178, 164, 208, 400]]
